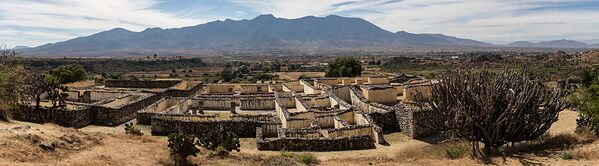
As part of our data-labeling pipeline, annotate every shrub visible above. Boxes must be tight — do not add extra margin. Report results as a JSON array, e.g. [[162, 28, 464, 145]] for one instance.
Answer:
[[124, 122, 143, 136], [445, 144, 468, 159], [299, 153, 316, 165], [561, 151, 573, 160], [167, 132, 199, 166], [572, 66, 599, 135], [196, 126, 240, 158], [280, 151, 294, 158], [425, 70, 566, 156]]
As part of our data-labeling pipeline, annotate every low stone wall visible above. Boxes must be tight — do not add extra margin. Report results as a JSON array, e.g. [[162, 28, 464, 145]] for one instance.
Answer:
[[166, 81, 203, 97], [92, 94, 160, 126], [151, 114, 279, 137], [240, 97, 275, 110], [137, 97, 187, 125], [201, 98, 233, 110], [11, 105, 92, 128], [105, 80, 181, 89], [257, 127, 375, 151], [403, 83, 432, 103]]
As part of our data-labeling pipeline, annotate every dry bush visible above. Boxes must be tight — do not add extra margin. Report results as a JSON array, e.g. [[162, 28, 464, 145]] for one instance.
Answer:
[[571, 146, 599, 160]]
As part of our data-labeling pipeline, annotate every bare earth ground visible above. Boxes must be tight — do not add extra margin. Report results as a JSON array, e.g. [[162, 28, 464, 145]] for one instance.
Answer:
[[0, 110, 597, 165]]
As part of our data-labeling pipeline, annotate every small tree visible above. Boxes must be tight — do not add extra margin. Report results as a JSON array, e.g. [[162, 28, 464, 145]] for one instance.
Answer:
[[220, 68, 235, 82], [167, 132, 200, 166], [0, 46, 26, 120], [197, 126, 240, 158], [425, 70, 565, 156], [325, 57, 362, 77], [45, 76, 68, 108], [49, 64, 88, 84], [23, 74, 51, 109], [571, 66, 599, 135]]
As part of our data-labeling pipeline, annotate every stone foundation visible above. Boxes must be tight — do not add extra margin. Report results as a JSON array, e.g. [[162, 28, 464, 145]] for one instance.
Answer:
[[151, 114, 279, 137], [11, 105, 92, 128], [105, 80, 181, 89], [256, 127, 375, 151]]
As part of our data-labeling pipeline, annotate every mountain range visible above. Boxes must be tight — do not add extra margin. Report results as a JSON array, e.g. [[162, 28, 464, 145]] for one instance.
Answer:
[[20, 14, 599, 56], [507, 39, 599, 48]]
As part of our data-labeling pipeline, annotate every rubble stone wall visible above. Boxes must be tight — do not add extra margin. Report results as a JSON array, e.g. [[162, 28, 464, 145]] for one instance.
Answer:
[[240, 97, 275, 110], [151, 114, 279, 137], [11, 105, 92, 128], [256, 127, 375, 151], [105, 80, 181, 88]]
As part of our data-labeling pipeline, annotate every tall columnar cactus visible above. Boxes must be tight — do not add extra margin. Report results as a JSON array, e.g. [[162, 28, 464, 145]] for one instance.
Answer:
[[424, 70, 566, 155]]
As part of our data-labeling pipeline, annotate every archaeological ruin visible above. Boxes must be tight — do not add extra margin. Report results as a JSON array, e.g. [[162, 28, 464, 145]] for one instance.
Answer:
[[12, 75, 436, 151]]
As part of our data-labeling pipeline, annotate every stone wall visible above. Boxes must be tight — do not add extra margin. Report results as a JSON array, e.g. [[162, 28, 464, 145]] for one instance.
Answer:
[[240, 84, 270, 95], [11, 104, 92, 128], [282, 83, 304, 93], [205, 84, 235, 94], [367, 77, 389, 85], [151, 114, 279, 137], [105, 80, 181, 88], [403, 83, 432, 103], [92, 93, 160, 126], [166, 81, 202, 97], [240, 97, 275, 110], [368, 110, 399, 133], [201, 98, 234, 110], [257, 127, 375, 151], [395, 105, 435, 138], [137, 98, 186, 125], [361, 86, 397, 105]]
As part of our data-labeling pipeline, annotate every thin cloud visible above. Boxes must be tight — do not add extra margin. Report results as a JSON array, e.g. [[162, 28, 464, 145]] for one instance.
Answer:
[[0, 0, 202, 47], [2, 0, 599, 47]]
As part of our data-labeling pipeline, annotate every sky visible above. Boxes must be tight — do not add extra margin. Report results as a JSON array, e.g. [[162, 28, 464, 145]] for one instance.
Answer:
[[2, 0, 599, 48]]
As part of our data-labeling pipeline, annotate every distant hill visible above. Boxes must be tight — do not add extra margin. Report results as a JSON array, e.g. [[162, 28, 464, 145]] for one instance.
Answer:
[[508, 39, 594, 48], [23, 14, 494, 56], [581, 49, 599, 62], [12, 46, 30, 50]]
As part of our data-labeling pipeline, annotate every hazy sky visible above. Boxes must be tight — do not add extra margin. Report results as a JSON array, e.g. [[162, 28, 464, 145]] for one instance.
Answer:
[[2, 0, 599, 48]]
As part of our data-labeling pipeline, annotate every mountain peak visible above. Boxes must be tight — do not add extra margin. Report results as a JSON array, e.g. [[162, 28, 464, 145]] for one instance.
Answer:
[[142, 27, 163, 32], [254, 14, 276, 20], [107, 28, 131, 32]]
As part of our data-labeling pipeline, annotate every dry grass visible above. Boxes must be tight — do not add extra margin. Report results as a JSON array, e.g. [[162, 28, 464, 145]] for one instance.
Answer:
[[505, 131, 597, 155], [395, 139, 471, 161]]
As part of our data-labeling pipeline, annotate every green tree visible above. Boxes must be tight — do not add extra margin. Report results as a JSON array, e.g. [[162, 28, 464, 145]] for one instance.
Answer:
[[44, 76, 68, 108], [325, 57, 362, 77], [220, 68, 235, 82], [49, 64, 87, 84], [571, 65, 599, 135], [0, 47, 26, 120]]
